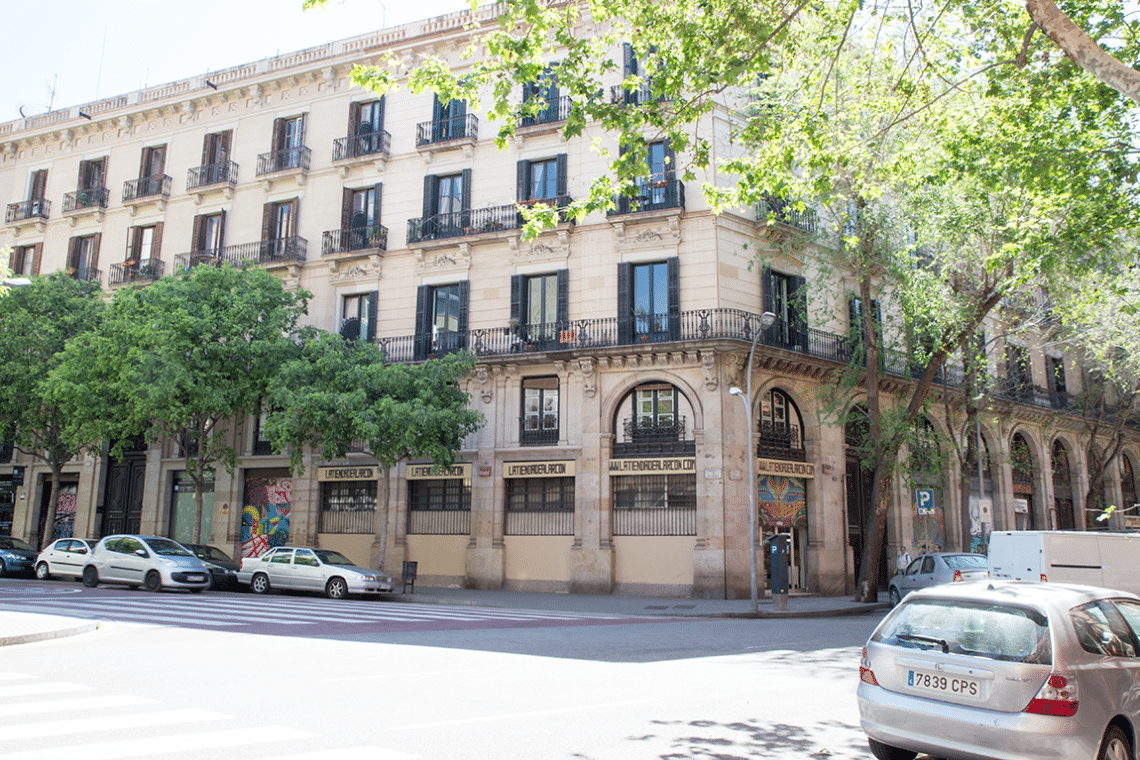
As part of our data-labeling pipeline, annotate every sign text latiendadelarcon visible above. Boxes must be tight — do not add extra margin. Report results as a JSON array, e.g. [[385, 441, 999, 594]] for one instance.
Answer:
[[405, 463, 472, 481], [317, 466, 378, 482], [504, 461, 576, 478], [755, 459, 816, 479], [608, 457, 696, 474]]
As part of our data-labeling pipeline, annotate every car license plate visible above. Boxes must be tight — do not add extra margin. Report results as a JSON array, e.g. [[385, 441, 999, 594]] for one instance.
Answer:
[[908, 670, 979, 697], [187, 574, 206, 582]]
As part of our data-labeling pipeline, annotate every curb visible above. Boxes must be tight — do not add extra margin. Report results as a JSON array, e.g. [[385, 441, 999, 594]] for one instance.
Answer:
[[0, 621, 101, 647]]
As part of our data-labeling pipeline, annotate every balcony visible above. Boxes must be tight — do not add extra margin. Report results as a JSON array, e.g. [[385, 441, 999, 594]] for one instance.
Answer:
[[69, 267, 101, 283], [5, 199, 49, 224], [519, 426, 560, 446], [610, 80, 671, 106], [332, 130, 392, 162], [416, 114, 478, 148], [518, 96, 571, 129], [123, 175, 172, 203], [612, 417, 695, 458], [608, 180, 685, 216], [322, 225, 389, 256], [256, 147, 311, 177], [187, 161, 238, 191], [63, 187, 110, 214], [756, 422, 806, 462], [407, 203, 523, 245], [174, 237, 307, 270], [109, 258, 165, 286], [757, 195, 818, 235]]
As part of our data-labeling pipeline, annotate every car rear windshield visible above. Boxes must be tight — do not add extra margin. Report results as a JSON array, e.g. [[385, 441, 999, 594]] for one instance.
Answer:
[[873, 599, 1051, 664], [943, 554, 988, 570]]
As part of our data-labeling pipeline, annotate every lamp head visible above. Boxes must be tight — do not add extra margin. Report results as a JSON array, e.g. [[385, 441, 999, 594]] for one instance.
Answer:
[[760, 311, 777, 329], [729, 386, 743, 397]]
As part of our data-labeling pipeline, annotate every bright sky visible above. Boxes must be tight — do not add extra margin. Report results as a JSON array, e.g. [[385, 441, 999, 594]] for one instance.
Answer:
[[2, 0, 473, 124]]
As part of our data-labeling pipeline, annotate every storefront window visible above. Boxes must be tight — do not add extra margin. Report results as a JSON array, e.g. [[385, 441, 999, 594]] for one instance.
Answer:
[[319, 481, 376, 534]]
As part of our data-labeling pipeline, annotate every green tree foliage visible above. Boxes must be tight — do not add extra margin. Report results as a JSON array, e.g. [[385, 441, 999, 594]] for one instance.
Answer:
[[263, 332, 483, 571], [52, 264, 309, 544], [0, 274, 106, 547]]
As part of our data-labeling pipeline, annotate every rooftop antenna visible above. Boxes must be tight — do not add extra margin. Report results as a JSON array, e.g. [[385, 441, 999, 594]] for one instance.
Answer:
[[94, 27, 108, 99]]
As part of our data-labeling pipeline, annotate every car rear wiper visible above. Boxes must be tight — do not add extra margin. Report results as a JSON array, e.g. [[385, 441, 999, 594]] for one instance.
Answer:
[[896, 633, 949, 653]]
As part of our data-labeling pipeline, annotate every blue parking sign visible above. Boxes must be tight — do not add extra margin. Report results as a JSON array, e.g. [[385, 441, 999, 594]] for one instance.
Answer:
[[915, 488, 935, 515]]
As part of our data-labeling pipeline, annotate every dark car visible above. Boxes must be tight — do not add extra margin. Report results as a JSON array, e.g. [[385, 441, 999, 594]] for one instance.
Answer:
[[184, 544, 241, 589], [0, 536, 42, 577]]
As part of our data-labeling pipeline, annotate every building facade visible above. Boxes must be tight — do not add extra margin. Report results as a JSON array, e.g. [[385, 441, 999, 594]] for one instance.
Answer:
[[2, 6, 1138, 597]]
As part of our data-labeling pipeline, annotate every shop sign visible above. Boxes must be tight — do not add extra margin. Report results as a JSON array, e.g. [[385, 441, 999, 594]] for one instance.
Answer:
[[756, 459, 815, 479], [318, 466, 377, 482], [504, 460, 576, 478], [609, 457, 695, 474], [406, 463, 472, 480]]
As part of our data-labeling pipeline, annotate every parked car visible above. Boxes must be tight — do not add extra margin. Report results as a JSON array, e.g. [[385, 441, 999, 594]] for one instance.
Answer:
[[0, 536, 38, 577], [237, 546, 394, 599], [183, 544, 241, 590], [888, 552, 989, 606], [35, 538, 95, 580], [82, 535, 211, 593], [858, 580, 1140, 760]]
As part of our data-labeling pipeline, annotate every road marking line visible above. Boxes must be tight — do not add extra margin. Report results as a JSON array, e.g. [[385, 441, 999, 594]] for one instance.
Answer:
[[4, 601, 252, 627], [0, 695, 154, 717], [0, 674, 32, 681], [0, 708, 228, 741], [25, 599, 310, 625], [391, 698, 656, 731], [0, 726, 316, 760], [0, 682, 93, 699], [257, 747, 419, 760], [323, 668, 478, 682]]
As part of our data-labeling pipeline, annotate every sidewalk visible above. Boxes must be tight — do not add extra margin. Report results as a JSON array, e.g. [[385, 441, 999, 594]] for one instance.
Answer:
[[0, 587, 890, 646]]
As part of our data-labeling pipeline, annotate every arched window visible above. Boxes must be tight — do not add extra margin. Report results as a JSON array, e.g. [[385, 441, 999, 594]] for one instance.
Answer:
[[757, 388, 805, 461], [1010, 433, 1037, 530], [1122, 455, 1138, 513], [1052, 440, 1075, 530], [612, 383, 695, 458]]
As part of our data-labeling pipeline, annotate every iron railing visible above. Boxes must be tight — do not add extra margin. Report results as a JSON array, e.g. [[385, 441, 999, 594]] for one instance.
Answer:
[[63, 187, 110, 213], [187, 161, 238, 190], [757, 195, 818, 235], [122, 175, 171, 202], [406, 509, 471, 535], [756, 422, 806, 461], [256, 146, 311, 176], [612, 507, 696, 536], [610, 80, 672, 106], [416, 113, 479, 147], [504, 510, 574, 536], [322, 225, 389, 255], [519, 427, 560, 446], [332, 130, 392, 161], [613, 417, 695, 458], [71, 267, 101, 283], [109, 258, 164, 286], [407, 203, 523, 244], [173, 236, 307, 269], [609, 180, 685, 215], [318, 508, 375, 534], [519, 95, 572, 128], [6, 199, 49, 223]]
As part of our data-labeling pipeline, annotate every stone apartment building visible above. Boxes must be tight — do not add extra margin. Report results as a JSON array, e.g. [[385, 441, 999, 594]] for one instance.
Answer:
[[2, 6, 1137, 598]]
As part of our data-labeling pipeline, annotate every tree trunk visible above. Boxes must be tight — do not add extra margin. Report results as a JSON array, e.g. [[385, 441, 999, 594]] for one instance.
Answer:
[[371, 469, 392, 572], [39, 466, 63, 550]]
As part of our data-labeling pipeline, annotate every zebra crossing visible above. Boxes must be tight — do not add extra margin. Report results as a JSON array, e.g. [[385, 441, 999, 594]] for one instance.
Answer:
[[0, 672, 417, 760], [0, 589, 648, 635]]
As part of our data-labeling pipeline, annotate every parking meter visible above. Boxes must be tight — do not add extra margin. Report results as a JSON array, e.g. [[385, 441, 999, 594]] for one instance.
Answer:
[[770, 533, 790, 610]]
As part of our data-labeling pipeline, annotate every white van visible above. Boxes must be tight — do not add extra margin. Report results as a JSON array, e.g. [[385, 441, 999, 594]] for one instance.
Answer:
[[988, 530, 1140, 595]]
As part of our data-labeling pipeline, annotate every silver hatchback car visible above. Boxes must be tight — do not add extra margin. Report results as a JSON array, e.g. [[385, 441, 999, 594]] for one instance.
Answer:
[[82, 535, 211, 593], [858, 580, 1140, 760], [888, 552, 990, 607]]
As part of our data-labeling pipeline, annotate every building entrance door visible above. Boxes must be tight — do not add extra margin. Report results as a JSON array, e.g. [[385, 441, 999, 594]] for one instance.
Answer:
[[102, 453, 145, 536]]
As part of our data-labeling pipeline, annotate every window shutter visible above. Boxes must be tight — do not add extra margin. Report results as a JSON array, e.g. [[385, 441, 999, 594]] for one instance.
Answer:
[[347, 101, 361, 138], [67, 237, 80, 271], [297, 113, 307, 147], [848, 296, 861, 334], [617, 261, 633, 344], [138, 148, 150, 180], [201, 134, 212, 166], [623, 42, 635, 77], [516, 160, 530, 203], [422, 175, 437, 218], [457, 281, 470, 349], [432, 94, 445, 124], [366, 290, 378, 341], [376, 96, 386, 130], [341, 188, 354, 231], [791, 275, 808, 348], [218, 210, 227, 250], [872, 300, 882, 337], [414, 284, 431, 360], [510, 274, 523, 326], [30, 170, 47, 200], [663, 140, 676, 180], [218, 131, 232, 163], [556, 154, 568, 198], [372, 183, 383, 228], [272, 118, 285, 151], [152, 146, 166, 177], [31, 243, 42, 275], [129, 226, 142, 259], [288, 199, 299, 238], [191, 215, 204, 251], [77, 160, 88, 190], [90, 233, 102, 269], [261, 202, 274, 243], [667, 256, 680, 341], [151, 222, 163, 259], [556, 269, 569, 331], [460, 169, 472, 211]]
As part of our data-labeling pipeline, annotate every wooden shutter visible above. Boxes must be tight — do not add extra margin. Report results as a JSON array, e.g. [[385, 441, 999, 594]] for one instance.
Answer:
[[31, 243, 42, 276], [129, 226, 142, 259], [217, 210, 227, 250], [67, 237, 80, 270], [556, 154, 568, 198], [89, 233, 101, 270], [422, 175, 438, 218], [342, 188, 354, 231], [617, 261, 633, 344], [151, 222, 163, 259], [191, 215, 204, 251], [516, 160, 530, 202], [762, 265, 774, 317], [456, 280, 470, 348], [30, 170, 47, 200], [663, 140, 676, 180], [556, 269, 569, 331], [432, 94, 445, 124], [790, 275, 807, 348], [372, 183, 382, 228], [297, 113, 307, 147], [138, 148, 149, 180], [366, 290, 378, 341], [510, 274, 523, 326], [77, 160, 89, 190], [201, 134, 212, 165], [667, 256, 680, 341], [272, 118, 285, 151], [460, 169, 472, 211], [261, 202, 274, 243], [347, 101, 361, 138], [414, 284, 431, 360], [623, 42, 635, 77], [376, 96, 385, 130]]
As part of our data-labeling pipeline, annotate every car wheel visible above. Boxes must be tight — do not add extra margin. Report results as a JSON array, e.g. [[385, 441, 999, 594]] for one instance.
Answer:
[[868, 738, 917, 760], [0, 559, 6, 577], [81, 566, 99, 588], [143, 571, 163, 593], [889, 587, 901, 608], [325, 577, 349, 600], [35, 562, 51, 581], [250, 573, 271, 594], [1099, 726, 1134, 760]]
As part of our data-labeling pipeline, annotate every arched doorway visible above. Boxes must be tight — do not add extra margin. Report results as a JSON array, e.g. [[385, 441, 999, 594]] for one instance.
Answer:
[[844, 405, 888, 589], [909, 418, 945, 553], [1010, 433, 1038, 530], [1086, 450, 1111, 531], [755, 388, 808, 590], [1051, 440, 1076, 530], [967, 435, 995, 552], [1122, 454, 1138, 521]]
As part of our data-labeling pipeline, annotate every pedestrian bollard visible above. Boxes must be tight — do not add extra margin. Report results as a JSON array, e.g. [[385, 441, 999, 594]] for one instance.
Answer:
[[770, 534, 790, 611]]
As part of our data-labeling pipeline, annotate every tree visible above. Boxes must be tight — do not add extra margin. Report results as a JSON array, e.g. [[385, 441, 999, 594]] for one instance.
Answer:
[[53, 264, 309, 544], [263, 332, 483, 571], [0, 274, 106, 547]]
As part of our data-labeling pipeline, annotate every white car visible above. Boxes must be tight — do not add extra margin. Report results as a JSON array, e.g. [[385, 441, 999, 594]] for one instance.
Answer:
[[35, 538, 95, 580], [238, 546, 393, 599], [82, 535, 211, 593]]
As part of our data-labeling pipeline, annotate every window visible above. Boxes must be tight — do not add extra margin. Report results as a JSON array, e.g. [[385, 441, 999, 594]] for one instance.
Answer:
[[1046, 354, 1067, 396], [414, 282, 469, 359], [612, 475, 696, 535], [758, 389, 805, 460], [77, 157, 106, 191], [138, 145, 167, 195], [127, 223, 163, 263], [319, 481, 376, 534], [431, 95, 468, 142], [763, 267, 808, 349], [407, 479, 471, 535], [520, 67, 562, 126], [416, 170, 472, 241], [505, 477, 574, 535], [272, 115, 307, 170], [617, 258, 679, 344], [521, 377, 559, 445], [261, 199, 298, 250], [253, 405, 274, 456], [191, 212, 227, 254], [636, 384, 676, 429], [510, 270, 568, 348], [197, 131, 233, 185], [341, 291, 378, 342], [348, 99, 386, 156], [339, 184, 383, 251], [1122, 455, 1138, 513], [11, 244, 40, 276], [516, 155, 567, 202], [1006, 344, 1032, 399], [66, 234, 101, 281]]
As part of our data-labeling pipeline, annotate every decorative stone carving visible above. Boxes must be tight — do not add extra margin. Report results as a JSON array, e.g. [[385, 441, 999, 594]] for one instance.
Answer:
[[578, 358, 596, 398], [250, 85, 263, 104], [701, 350, 718, 391], [475, 365, 493, 403]]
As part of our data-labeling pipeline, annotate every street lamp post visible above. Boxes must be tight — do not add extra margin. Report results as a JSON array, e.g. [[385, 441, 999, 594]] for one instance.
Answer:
[[729, 310, 777, 613]]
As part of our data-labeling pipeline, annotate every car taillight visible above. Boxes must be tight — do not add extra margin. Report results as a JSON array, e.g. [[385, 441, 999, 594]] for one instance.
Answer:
[[1024, 673, 1078, 716], [952, 570, 963, 582], [859, 646, 879, 686]]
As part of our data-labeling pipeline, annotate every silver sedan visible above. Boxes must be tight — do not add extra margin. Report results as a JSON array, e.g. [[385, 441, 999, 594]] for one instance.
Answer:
[[858, 580, 1140, 760], [888, 552, 989, 607], [237, 547, 393, 599]]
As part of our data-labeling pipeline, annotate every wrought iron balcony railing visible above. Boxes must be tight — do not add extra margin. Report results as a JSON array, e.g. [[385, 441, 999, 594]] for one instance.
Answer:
[[255, 147, 311, 176], [322, 225, 389, 255], [70, 267, 101, 283], [187, 161, 238, 190], [174, 236, 307, 270], [610, 80, 671, 106], [756, 422, 806, 462], [613, 417, 694, 458], [407, 203, 523, 244], [332, 130, 392, 161], [519, 426, 560, 446], [122, 175, 171, 202], [416, 114, 479, 147], [63, 187, 110, 213], [608, 180, 685, 216], [5, 199, 49, 223], [519, 95, 572, 128], [109, 258, 164, 286], [757, 195, 818, 235]]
